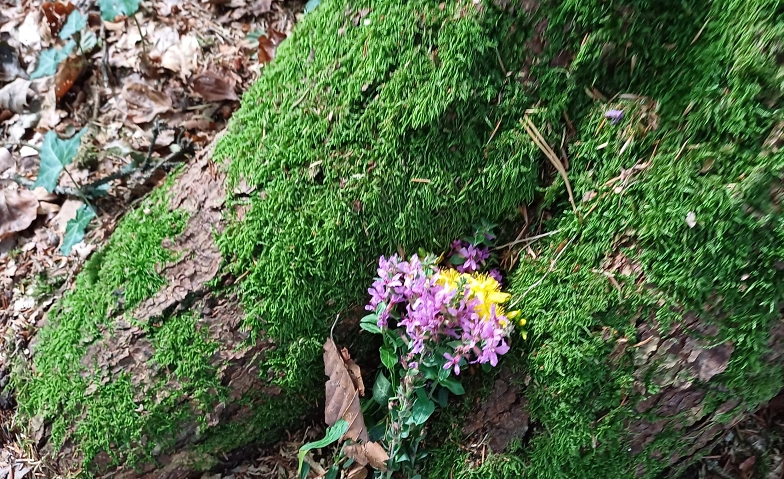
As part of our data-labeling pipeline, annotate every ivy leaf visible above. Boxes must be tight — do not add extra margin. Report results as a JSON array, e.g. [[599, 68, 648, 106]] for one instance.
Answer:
[[372, 372, 392, 406], [30, 41, 76, 79], [59, 10, 86, 40], [98, 0, 141, 21], [297, 419, 348, 475], [61, 205, 95, 255], [304, 0, 321, 13], [34, 128, 88, 192]]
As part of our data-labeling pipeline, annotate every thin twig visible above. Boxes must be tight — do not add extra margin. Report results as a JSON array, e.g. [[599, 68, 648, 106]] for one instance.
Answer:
[[509, 234, 577, 308], [291, 87, 312, 109], [521, 115, 579, 217], [491, 229, 560, 251], [140, 122, 162, 171], [11, 175, 81, 196]]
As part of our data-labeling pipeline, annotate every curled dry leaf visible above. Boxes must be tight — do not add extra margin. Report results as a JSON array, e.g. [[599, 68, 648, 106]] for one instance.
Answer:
[[0, 186, 39, 239], [190, 72, 238, 102], [0, 148, 13, 174], [343, 442, 389, 471], [54, 56, 85, 100], [324, 338, 369, 443], [41, 1, 76, 37], [121, 82, 173, 123], [258, 28, 286, 64], [346, 464, 369, 479], [0, 78, 32, 113]]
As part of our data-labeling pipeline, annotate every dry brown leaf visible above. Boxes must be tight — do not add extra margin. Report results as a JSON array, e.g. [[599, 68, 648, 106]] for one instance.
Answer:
[[190, 72, 238, 102], [0, 78, 32, 113], [53, 199, 82, 233], [54, 56, 85, 100], [324, 338, 368, 443], [41, 1, 75, 36], [258, 29, 286, 65], [340, 347, 365, 396], [122, 82, 173, 123], [161, 34, 201, 80], [343, 442, 389, 471], [0, 186, 39, 239], [346, 464, 368, 479]]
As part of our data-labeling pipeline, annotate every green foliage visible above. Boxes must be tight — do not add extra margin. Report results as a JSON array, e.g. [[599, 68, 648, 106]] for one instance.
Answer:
[[30, 40, 75, 79], [33, 127, 87, 192], [59, 10, 86, 40], [98, 0, 141, 21], [61, 204, 95, 255], [297, 419, 348, 475]]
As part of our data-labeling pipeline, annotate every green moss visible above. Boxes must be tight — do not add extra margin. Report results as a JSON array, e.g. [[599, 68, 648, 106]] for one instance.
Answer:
[[211, 0, 543, 449], [14, 174, 190, 466], [429, 0, 784, 477]]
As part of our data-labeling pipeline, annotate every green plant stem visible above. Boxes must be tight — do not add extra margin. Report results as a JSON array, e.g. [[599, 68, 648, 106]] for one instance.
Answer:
[[62, 167, 96, 214], [132, 15, 148, 54]]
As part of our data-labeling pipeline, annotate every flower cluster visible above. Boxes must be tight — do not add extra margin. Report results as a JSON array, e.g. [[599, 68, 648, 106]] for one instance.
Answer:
[[448, 239, 490, 273], [366, 253, 521, 374]]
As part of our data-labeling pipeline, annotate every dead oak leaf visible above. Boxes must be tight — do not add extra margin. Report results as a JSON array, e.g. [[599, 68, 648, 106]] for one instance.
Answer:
[[343, 442, 389, 471], [190, 72, 238, 102], [161, 34, 201, 81], [258, 29, 286, 65], [0, 185, 39, 239], [121, 82, 172, 123], [324, 338, 369, 443]]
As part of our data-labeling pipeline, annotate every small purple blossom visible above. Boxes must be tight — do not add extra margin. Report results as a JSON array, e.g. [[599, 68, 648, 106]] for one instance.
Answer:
[[605, 109, 624, 125]]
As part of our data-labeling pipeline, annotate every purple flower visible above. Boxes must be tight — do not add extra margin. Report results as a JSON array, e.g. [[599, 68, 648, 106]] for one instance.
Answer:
[[443, 352, 462, 375], [605, 109, 624, 125]]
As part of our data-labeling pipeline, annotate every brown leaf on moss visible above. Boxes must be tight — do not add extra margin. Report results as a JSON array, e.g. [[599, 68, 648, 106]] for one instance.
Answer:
[[343, 442, 389, 471], [0, 185, 39, 240], [324, 338, 368, 443], [258, 29, 286, 65]]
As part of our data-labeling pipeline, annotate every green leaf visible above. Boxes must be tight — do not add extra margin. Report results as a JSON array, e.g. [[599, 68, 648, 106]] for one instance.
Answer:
[[436, 386, 449, 407], [411, 389, 435, 426], [99, 0, 141, 21], [59, 10, 86, 40], [380, 345, 396, 372], [30, 41, 76, 79], [61, 205, 95, 255], [304, 0, 320, 13], [299, 462, 310, 479], [449, 254, 465, 265], [360, 322, 381, 334], [297, 419, 348, 475], [34, 128, 88, 192], [438, 376, 465, 396], [324, 466, 338, 479], [372, 372, 392, 406]]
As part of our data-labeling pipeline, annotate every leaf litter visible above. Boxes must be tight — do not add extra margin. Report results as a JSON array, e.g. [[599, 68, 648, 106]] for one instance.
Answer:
[[0, 0, 303, 474]]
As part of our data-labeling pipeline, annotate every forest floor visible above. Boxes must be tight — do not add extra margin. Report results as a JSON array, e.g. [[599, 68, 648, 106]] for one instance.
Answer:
[[0, 0, 782, 478]]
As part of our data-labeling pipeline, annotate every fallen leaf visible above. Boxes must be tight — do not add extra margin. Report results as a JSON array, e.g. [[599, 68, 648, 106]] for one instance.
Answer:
[[54, 199, 82, 232], [161, 34, 200, 80], [258, 29, 286, 64], [324, 338, 369, 443], [739, 455, 756, 479], [346, 464, 368, 479], [41, 1, 76, 36], [190, 72, 238, 101], [54, 56, 85, 99], [0, 78, 32, 113], [340, 347, 365, 396], [37, 201, 60, 215], [121, 82, 172, 123], [251, 0, 273, 14], [0, 148, 12, 174], [343, 442, 389, 471], [0, 185, 39, 239]]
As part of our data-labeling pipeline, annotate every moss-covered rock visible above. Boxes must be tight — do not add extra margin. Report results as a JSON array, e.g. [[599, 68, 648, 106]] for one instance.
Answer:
[[15, 0, 783, 477]]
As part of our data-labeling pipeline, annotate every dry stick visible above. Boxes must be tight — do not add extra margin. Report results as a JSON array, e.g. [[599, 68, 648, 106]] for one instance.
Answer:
[[491, 229, 560, 251], [508, 233, 576, 308], [520, 116, 579, 218]]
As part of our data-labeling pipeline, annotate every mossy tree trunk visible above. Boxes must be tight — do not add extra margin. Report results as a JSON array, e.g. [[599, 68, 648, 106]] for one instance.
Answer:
[[15, 0, 784, 478]]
